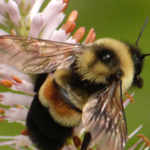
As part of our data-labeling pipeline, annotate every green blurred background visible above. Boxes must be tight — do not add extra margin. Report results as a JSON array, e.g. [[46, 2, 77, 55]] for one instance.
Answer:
[[0, 0, 150, 149]]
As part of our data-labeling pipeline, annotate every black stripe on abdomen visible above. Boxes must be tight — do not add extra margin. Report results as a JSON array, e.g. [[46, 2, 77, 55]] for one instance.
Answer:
[[26, 94, 74, 150]]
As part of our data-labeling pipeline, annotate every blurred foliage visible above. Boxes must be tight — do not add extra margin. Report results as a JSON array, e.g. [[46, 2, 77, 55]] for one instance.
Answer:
[[0, 0, 150, 149]]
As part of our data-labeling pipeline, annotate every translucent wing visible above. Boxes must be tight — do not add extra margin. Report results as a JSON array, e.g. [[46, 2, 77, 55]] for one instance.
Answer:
[[0, 35, 83, 74], [82, 81, 127, 150]]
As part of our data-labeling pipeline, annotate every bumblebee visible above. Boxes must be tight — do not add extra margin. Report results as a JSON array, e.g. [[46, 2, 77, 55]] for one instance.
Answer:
[[0, 32, 149, 150]]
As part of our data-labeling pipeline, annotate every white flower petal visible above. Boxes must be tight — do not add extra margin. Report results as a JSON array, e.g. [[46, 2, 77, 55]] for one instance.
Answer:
[[0, 140, 16, 146], [41, 13, 65, 39], [128, 139, 144, 150], [0, 136, 16, 139], [0, 92, 33, 107], [29, 0, 45, 20], [15, 135, 32, 148], [144, 147, 150, 150], [12, 0, 21, 6], [11, 80, 34, 95], [0, 135, 32, 148], [0, 29, 9, 36], [29, 13, 45, 38], [7, 0, 21, 27], [50, 28, 68, 42], [0, 0, 7, 17], [66, 36, 77, 44], [128, 125, 143, 140], [42, 0, 65, 24], [0, 63, 32, 83], [140, 143, 146, 150], [5, 108, 28, 121]]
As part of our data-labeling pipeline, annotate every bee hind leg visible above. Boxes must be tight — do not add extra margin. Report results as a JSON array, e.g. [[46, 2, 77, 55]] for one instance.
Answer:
[[81, 132, 91, 150]]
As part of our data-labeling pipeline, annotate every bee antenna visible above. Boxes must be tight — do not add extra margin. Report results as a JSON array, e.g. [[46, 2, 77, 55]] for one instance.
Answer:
[[136, 17, 149, 49]]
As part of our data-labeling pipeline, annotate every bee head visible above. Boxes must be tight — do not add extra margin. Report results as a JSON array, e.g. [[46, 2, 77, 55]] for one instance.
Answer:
[[131, 17, 150, 88], [130, 47, 150, 88], [76, 38, 135, 93]]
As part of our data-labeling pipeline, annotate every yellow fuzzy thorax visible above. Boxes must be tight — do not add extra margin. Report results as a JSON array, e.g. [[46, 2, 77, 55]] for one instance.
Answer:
[[76, 38, 134, 94]]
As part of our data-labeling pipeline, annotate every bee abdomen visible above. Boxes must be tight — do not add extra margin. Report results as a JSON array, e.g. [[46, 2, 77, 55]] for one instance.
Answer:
[[26, 94, 74, 150], [38, 74, 82, 127]]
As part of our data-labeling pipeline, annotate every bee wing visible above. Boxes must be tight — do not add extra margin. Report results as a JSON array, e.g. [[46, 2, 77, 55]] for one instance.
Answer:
[[82, 81, 127, 150], [0, 35, 83, 74]]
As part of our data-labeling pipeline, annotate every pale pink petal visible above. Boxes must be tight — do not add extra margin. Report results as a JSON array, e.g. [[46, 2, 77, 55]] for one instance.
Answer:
[[42, 0, 65, 24], [0, 0, 7, 17], [49, 28, 69, 42], [41, 13, 65, 39], [0, 135, 32, 148], [140, 143, 146, 150], [15, 135, 32, 148], [127, 125, 143, 140], [12, 0, 21, 6], [11, 80, 34, 95], [66, 36, 77, 44], [29, 0, 45, 20], [0, 136, 16, 139], [7, 0, 21, 27], [0, 140, 16, 146], [0, 92, 33, 107], [128, 139, 144, 150], [0, 63, 32, 83], [5, 108, 28, 121], [0, 29, 9, 36], [29, 13, 45, 38]]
